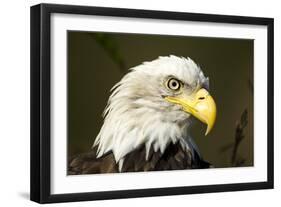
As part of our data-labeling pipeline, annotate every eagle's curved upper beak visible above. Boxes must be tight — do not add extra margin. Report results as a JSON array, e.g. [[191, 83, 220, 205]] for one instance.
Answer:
[[165, 88, 216, 135]]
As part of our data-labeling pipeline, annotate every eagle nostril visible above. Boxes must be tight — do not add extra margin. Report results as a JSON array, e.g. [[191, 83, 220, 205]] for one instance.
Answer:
[[198, 97, 205, 100]]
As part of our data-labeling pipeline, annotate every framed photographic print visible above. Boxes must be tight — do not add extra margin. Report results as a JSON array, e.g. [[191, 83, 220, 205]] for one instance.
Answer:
[[30, 3, 274, 203]]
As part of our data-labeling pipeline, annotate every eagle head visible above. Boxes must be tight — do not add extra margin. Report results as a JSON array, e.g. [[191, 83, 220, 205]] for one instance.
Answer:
[[93, 55, 216, 170]]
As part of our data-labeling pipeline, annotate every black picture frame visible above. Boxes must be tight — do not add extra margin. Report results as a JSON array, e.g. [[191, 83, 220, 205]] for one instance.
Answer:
[[30, 3, 274, 204]]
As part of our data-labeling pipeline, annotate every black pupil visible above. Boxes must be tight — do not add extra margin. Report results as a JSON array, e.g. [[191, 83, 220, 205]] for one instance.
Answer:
[[169, 79, 179, 89]]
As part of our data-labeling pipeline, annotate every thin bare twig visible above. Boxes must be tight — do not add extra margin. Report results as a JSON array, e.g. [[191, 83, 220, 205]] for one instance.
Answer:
[[231, 109, 248, 166], [219, 109, 248, 167]]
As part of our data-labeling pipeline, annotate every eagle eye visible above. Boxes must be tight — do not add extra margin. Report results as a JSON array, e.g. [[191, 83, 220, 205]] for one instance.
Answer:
[[167, 78, 181, 91]]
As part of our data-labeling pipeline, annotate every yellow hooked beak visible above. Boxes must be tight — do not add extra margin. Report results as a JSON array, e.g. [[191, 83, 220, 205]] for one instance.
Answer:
[[165, 88, 216, 135]]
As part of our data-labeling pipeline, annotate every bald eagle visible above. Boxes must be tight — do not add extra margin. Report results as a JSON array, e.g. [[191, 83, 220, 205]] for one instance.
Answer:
[[68, 55, 216, 174]]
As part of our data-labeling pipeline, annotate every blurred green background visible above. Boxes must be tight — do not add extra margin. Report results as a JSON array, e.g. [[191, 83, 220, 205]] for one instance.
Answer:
[[67, 31, 253, 168]]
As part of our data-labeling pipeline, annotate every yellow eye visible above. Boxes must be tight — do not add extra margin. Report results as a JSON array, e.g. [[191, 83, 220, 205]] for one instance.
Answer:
[[167, 78, 181, 91]]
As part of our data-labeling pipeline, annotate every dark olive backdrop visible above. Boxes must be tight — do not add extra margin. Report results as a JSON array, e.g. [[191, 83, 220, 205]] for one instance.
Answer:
[[68, 31, 253, 168]]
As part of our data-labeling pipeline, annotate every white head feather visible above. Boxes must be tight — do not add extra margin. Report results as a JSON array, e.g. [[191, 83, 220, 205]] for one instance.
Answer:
[[93, 55, 209, 170]]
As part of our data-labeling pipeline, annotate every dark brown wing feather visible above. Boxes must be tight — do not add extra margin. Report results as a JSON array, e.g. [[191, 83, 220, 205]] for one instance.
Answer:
[[68, 147, 118, 174], [68, 142, 210, 175]]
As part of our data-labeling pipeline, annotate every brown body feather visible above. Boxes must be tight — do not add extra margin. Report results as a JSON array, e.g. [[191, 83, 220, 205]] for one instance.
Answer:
[[68, 142, 210, 175]]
